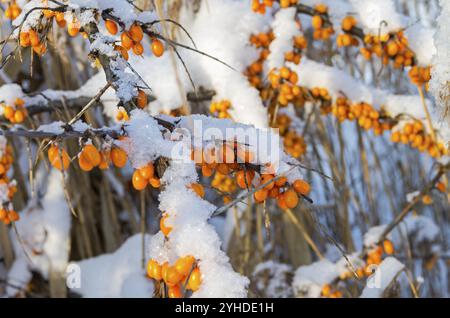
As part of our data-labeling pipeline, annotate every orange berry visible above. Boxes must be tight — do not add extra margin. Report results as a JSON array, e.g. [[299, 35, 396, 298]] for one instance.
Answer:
[[236, 170, 254, 189], [78, 152, 94, 172], [189, 183, 205, 198], [174, 256, 195, 276], [105, 19, 118, 35], [254, 188, 268, 203], [13, 109, 25, 123], [4, 106, 14, 119], [382, 239, 395, 255], [160, 213, 172, 236], [163, 265, 183, 287], [312, 15, 323, 29], [115, 45, 129, 60], [321, 284, 331, 297], [260, 174, 275, 190], [68, 22, 80, 37], [132, 170, 148, 190], [151, 38, 164, 57], [19, 32, 30, 47], [136, 89, 148, 108], [129, 23, 144, 42], [436, 182, 446, 193], [33, 43, 47, 55], [29, 29, 40, 47], [132, 42, 144, 55], [121, 32, 134, 50], [82, 144, 101, 167], [422, 194, 433, 205], [284, 189, 299, 209], [293, 179, 311, 195], [187, 267, 201, 291], [201, 164, 214, 177], [146, 259, 162, 281], [138, 164, 154, 179], [149, 177, 161, 188], [110, 147, 127, 168], [48, 145, 70, 171]]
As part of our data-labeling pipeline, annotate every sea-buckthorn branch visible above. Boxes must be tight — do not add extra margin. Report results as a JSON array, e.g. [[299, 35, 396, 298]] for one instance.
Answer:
[[295, 3, 364, 39]]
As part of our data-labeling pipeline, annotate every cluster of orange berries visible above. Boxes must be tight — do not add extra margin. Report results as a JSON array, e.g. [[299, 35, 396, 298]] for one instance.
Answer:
[[211, 172, 236, 201], [320, 284, 343, 298], [78, 144, 108, 172], [274, 114, 307, 158], [4, 0, 21, 20], [285, 35, 307, 65], [131, 162, 162, 190], [2, 98, 27, 124], [0, 142, 19, 225], [19, 28, 48, 56], [209, 100, 232, 119], [337, 239, 395, 284], [336, 16, 359, 48], [390, 121, 448, 158], [408, 66, 431, 87], [147, 256, 202, 298], [367, 239, 395, 266], [360, 32, 415, 69], [268, 67, 300, 107], [254, 176, 310, 210], [251, 0, 298, 14], [308, 87, 332, 114], [48, 142, 128, 171], [108, 21, 164, 59], [247, 32, 273, 88], [332, 98, 393, 136], [311, 4, 334, 41]]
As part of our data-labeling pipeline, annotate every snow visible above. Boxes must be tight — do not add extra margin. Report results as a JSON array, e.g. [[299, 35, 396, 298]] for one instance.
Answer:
[[429, 0, 450, 119], [405, 24, 436, 66], [364, 225, 388, 247], [253, 261, 293, 298], [292, 259, 339, 298], [267, 8, 301, 70], [349, 0, 406, 35], [70, 234, 154, 298], [7, 170, 71, 296], [360, 257, 405, 298]]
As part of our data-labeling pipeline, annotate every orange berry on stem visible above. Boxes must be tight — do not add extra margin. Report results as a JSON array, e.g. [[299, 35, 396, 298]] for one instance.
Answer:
[[138, 164, 154, 179], [105, 19, 118, 35], [110, 147, 127, 168], [160, 213, 172, 236], [293, 179, 311, 195], [132, 170, 148, 190], [78, 152, 94, 172], [174, 256, 195, 276], [284, 189, 299, 209], [382, 239, 395, 255], [187, 267, 201, 291], [190, 183, 205, 198], [151, 38, 164, 57], [136, 89, 148, 108], [147, 259, 162, 281], [129, 23, 144, 42], [254, 188, 268, 203], [121, 32, 133, 50]]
